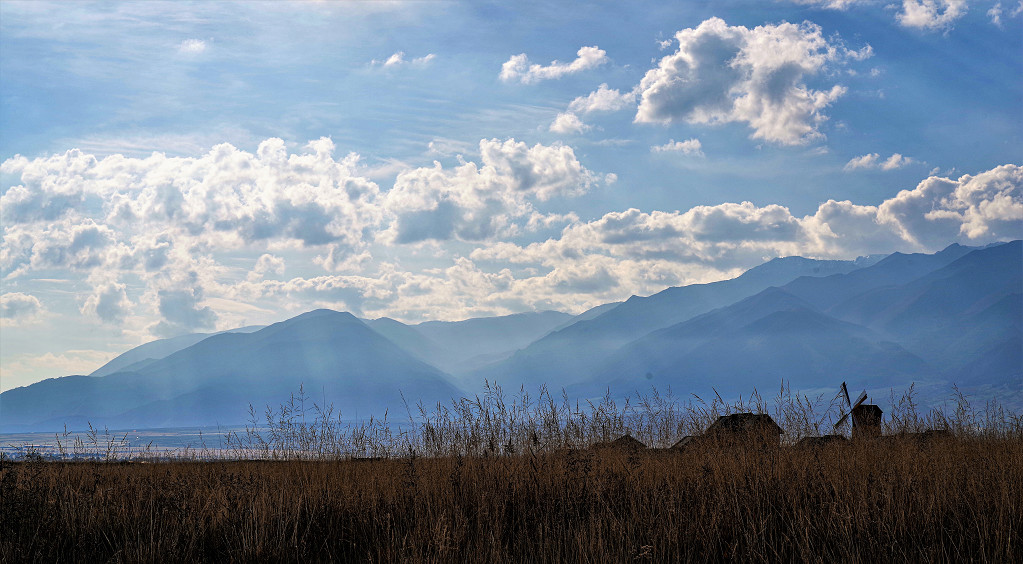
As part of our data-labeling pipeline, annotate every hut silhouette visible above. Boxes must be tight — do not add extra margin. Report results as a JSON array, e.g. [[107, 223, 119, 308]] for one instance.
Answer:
[[672, 413, 783, 450], [705, 413, 783, 446], [592, 433, 646, 451]]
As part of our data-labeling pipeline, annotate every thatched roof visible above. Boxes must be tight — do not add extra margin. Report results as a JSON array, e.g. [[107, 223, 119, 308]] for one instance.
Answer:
[[706, 413, 783, 436], [592, 434, 646, 451]]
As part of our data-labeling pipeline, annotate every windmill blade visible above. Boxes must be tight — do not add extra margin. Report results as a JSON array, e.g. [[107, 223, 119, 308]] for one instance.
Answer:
[[840, 382, 851, 409], [833, 411, 851, 430], [852, 390, 867, 410]]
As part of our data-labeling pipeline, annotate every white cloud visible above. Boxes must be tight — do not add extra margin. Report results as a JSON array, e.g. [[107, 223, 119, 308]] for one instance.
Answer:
[[652, 138, 704, 157], [177, 38, 207, 54], [1, 138, 384, 254], [499, 46, 608, 84], [469, 164, 1023, 309], [149, 286, 217, 337], [549, 112, 591, 134], [567, 83, 637, 114], [4, 136, 1017, 340], [878, 164, 1023, 244], [254, 253, 284, 276], [80, 278, 131, 324], [176, 165, 1023, 325], [634, 18, 869, 145], [988, 2, 1004, 25], [383, 138, 605, 243], [787, 0, 868, 8], [1, 138, 385, 335], [844, 153, 880, 170], [374, 51, 436, 67], [0, 292, 43, 325], [881, 153, 917, 170], [897, 0, 969, 30], [844, 152, 918, 171], [985, 2, 1021, 24]]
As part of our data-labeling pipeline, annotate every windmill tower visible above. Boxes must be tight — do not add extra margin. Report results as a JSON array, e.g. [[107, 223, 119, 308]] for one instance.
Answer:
[[834, 382, 883, 439]]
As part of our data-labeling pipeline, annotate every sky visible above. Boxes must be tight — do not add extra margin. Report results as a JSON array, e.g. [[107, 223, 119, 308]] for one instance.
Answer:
[[1, 0, 1021, 391]]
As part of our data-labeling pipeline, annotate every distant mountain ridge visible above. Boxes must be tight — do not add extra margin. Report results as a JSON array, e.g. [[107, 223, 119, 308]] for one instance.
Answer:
[[2, 310, 459, 430], [2, 241, 1019, 432], [471, 254, 893, 389], [90, 325, 265, 378], [365, 310, 573, 375], [583, 241, 1020, 401]]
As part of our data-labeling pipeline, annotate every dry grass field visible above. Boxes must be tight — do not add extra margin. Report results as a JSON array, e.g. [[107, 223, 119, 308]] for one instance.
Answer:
[[3, 384, 1022, 562]]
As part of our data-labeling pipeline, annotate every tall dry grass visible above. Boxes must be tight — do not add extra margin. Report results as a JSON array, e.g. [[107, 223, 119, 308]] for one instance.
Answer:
[[2, 383, 1021, 562]]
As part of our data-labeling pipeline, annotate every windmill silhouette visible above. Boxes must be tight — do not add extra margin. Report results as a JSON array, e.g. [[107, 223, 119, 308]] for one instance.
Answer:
[[834, 382, 882, 439]]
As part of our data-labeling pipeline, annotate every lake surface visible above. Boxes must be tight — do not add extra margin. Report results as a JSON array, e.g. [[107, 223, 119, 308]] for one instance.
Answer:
[[0, 419, 414, 460], [0, 426, 247, 459]]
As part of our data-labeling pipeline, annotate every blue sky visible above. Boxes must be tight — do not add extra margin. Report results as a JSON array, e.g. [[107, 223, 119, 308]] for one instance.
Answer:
[[1, 0, 1021, 391]]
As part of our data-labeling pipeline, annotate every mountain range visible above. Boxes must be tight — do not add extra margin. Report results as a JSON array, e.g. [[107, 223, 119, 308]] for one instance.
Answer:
[[2, 241, 1019, 432]]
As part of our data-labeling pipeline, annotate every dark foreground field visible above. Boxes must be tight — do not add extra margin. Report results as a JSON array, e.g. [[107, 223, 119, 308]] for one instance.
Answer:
[[3, 436, 1022, 562]]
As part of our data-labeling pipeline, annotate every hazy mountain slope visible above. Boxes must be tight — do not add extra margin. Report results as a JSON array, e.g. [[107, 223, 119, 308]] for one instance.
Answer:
[[90, 325, 264, 377], [408, 311, 573, 373], [830, 241, 1020, 333], [780, 243, 976, 311], [1, 310, 460, 431], [548, 301, 623, 333], [586, 242, 1020, 402], [828, 241, 1022, 380], [364, 317, 448, 366], [587, 288, 933, 398], [473, 256, 878, 389]]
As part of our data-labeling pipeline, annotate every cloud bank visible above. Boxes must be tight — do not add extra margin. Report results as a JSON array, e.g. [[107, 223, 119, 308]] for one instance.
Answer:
[[2, 139, 1019, 331]]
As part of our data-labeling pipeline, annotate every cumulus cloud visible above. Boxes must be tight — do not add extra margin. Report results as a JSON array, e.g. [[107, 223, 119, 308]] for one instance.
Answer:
[[373, 51, 436, 67], [499, 46, 608, 84], [4, 136, 1018, 338], [652, 138, 704, 157], [787, 0, 867, 8], [844, 152, 918, 171], [878, 164, 1023, 244], [149, 285, 218, 338], [633, 18, 869, 145], [251, 253, 285, 278], [80, 278, 132, 324], [162, 165, 1022, 325], [1, 138, 384, 335], [1, 138, 383, 257], [567, 84, 637, 114], [0, 292, 43, 324], [383, 138, 605, 243], [468, 164, 1022, 311], [551, 84, 638, 134], [897, 0, 969, 30], [549, 112, 591, 134]]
